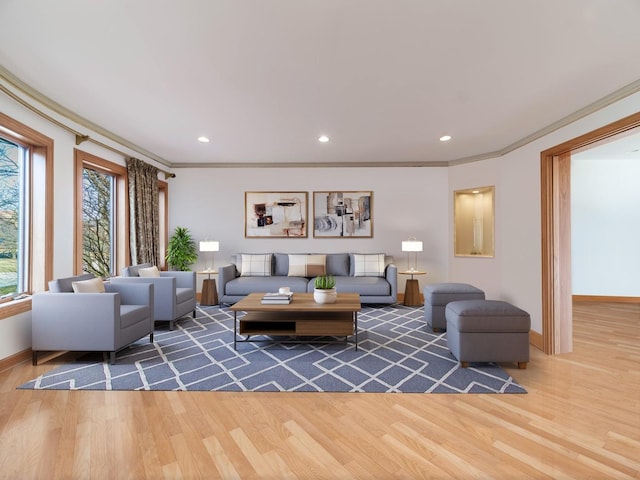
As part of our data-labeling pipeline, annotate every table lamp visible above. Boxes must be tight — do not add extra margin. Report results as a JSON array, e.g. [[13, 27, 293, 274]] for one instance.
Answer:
[[199, 240, 219, 272], [401, 237, 423, 272]]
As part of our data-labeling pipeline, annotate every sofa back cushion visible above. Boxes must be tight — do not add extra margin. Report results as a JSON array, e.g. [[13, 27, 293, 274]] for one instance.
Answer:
[[325, 253, 350, 277], [287, 254, 326, 277], [273, 253, 290, 276]]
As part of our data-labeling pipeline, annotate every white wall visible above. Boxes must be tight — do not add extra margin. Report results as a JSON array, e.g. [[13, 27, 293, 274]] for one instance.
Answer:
[[449, 91, 640, 333], [168, 166, 450, 293], [572, 158, 640, 296]]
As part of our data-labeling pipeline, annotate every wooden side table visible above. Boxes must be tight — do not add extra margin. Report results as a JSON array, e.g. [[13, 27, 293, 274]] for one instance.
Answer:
[[197, 270, 218, 306], [399, 270, 426, 307]]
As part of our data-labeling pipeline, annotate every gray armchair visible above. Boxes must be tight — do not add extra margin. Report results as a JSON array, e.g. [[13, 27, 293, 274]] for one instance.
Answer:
[[32, 274, 154, 365], [111, 263, 196, 330]]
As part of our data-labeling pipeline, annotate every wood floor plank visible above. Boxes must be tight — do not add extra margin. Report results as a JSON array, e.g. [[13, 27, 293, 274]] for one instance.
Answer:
[[0, 301, 639, 479]]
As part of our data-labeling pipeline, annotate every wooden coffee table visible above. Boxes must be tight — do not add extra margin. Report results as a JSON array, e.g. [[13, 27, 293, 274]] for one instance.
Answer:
[[229, 293, 362, 350]]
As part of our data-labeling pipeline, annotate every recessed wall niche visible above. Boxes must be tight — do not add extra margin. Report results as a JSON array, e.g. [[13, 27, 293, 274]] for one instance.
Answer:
[[454, 186, 495, 257]]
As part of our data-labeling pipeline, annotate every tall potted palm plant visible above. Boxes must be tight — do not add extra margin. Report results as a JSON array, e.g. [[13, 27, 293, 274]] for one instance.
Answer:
[[165, 226, 198, 271]]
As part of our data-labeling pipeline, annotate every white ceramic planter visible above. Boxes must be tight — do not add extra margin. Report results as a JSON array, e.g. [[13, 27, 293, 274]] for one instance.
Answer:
[[314, 287, 337, 304]]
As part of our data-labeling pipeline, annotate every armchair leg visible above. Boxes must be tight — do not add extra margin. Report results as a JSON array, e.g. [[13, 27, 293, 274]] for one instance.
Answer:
[[169, 320, 175, 331], [193, 309, 196, 318], [110, 352, 116, 365], [150, 332, 154, 343], [32, 351, 38, 366]]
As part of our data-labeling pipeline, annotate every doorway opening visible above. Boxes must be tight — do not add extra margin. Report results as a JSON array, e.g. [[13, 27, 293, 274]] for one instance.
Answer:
[[540, 111, 640, 354]]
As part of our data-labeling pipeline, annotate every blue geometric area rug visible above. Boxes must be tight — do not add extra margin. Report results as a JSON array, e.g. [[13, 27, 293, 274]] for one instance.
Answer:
[[19, 305, 526, 394]]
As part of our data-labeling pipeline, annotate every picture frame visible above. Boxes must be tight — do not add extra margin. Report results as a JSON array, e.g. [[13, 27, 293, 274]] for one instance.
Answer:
[[245, 191, 308, 238], [313, 191, 373, 238]]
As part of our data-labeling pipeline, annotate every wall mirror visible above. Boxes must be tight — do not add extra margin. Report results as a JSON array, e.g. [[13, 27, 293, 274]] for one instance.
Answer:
[[454, 186, 495, 257]]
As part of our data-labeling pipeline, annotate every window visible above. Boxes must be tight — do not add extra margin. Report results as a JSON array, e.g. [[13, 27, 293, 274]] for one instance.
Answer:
[[74, 150, 128, 277], [0, 113, 53, 318], [0, 137, 26, 296], [82, 167, 116, 276]]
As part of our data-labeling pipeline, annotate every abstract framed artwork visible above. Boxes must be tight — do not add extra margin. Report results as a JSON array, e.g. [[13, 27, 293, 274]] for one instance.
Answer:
[[245, 191, 308, 238], [313, 191, 373, 237]]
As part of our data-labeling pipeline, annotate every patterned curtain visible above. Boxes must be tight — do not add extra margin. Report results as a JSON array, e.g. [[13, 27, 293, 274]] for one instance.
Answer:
[[127, 157, 159, 266]]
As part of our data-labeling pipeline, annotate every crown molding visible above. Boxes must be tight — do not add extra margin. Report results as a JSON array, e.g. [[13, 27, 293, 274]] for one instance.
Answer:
[[449, 79, 640, 167], [2, 65, 639, 170], [172, 161, 450, 168], [0, 65, 172, 167]]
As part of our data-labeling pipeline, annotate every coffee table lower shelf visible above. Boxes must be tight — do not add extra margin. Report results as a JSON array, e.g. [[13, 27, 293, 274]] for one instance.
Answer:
[[235, 311, 358, 349]]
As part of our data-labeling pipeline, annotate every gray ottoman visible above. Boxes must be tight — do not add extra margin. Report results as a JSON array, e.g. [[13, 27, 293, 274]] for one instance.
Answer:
[[423, 283, 485, 332], [445, 300, 531, 369]]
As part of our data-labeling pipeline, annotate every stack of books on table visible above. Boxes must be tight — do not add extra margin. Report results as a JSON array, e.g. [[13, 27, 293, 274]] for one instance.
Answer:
[[261, 292, 293, 304]]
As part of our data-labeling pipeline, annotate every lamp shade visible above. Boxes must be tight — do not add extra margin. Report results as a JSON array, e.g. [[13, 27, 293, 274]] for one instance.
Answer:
[[199, 240, 219, 252], [401, 240, 423, 252]]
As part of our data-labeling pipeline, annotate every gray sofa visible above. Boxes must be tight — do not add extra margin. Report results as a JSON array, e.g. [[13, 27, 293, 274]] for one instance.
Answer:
[[218, 253, 397, 305], [32, 273, 155, 365]]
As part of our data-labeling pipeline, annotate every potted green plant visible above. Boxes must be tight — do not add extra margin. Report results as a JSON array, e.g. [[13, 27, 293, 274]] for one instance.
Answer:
[[165, 226, 198, 271], [313, 274, 337, 304]]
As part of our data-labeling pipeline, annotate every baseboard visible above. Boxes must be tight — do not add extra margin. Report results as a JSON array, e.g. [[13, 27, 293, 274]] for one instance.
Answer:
[[573, 295, 640, 304], [0, 348, 31, 373], [529, 330, 543, 351]]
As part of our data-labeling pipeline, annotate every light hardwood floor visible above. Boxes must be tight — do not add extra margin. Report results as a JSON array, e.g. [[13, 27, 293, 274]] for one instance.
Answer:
[[0, 302, 638, 479]]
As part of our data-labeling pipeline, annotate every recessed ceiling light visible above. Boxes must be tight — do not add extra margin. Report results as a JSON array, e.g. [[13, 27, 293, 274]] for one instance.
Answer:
[[197, 136, 210, 143], [318, 135, 329, 143], [439, 135, 452, 142]]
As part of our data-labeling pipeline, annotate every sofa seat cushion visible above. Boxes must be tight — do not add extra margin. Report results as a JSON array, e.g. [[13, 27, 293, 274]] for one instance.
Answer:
[[446, 300, 530, 333], [308, 276, 390, 296], [226, 276, 309, 295], [120, 305, 151, 329], [176, 287, 195, 304]]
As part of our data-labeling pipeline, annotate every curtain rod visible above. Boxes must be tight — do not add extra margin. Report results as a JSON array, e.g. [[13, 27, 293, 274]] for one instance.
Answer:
[[0, 82, 175, 179]]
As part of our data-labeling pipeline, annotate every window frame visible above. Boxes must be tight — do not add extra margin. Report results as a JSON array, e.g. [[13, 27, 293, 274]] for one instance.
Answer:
[[74, 149, 129, 276], [0, 112, 53, 319]]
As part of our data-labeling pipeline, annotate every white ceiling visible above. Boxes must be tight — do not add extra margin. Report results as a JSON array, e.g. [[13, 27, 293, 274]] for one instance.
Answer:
[[1, 0, 640, 168]]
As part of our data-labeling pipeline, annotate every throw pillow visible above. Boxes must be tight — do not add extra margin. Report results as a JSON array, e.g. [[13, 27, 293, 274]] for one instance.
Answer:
[[240, 254, 272, 277], [71, 277, 106, 293], [288, 254, 326, 277], [138, 266, 160, 277], [353, 253, 385, 277]]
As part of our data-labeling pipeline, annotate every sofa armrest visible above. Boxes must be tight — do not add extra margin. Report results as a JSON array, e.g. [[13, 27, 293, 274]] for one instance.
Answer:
[[32, 292, 120, 348], [385, 263, 398, 302], [218, 264, 238, 297]]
